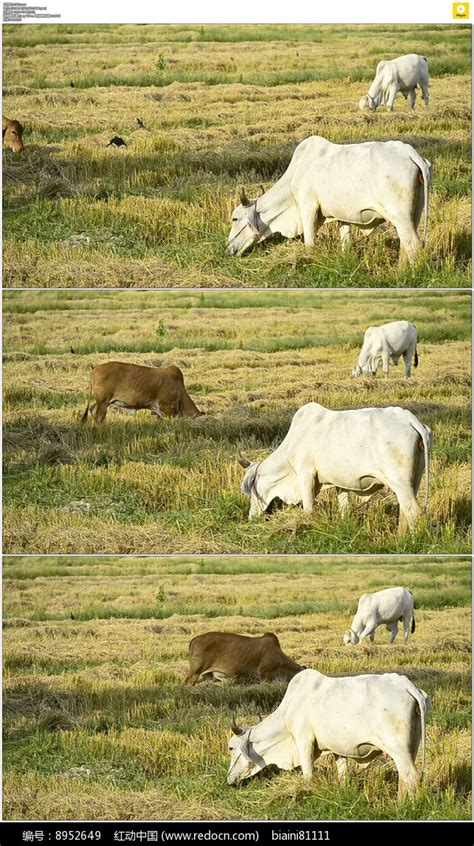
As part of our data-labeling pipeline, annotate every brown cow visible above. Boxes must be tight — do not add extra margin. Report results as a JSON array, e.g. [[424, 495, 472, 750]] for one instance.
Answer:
[[185, 632, 304, 685], [3, 115, 24, 152], [81, 361, 203, 424]]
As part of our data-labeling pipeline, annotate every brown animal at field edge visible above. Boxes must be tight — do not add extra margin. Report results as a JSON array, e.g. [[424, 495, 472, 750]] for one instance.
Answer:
[[3, 115, 24, 152]]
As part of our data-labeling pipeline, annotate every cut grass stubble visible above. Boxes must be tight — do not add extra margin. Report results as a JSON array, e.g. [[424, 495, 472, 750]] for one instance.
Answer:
[[3, 555, 471, 820], [3, 290, 471, 555], [2, 23, 471, 288]]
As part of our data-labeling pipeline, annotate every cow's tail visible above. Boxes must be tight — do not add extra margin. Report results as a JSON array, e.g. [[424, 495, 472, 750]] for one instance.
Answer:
[[405, 679, 428, 778], [411, 612, 416, 634], [81, 367, 93, 423], [410, 416, 431, 510], [414, 347, 419, 368], [410, 151, 431, 247]]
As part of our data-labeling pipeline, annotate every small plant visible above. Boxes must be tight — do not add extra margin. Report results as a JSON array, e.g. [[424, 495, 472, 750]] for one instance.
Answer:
[[156, 54, 167, 71], [156, 586, 166, 604], [156, 320, 167, 338]]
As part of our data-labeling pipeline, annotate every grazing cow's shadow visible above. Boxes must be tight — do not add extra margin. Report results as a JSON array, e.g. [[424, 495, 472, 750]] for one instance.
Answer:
[[451, 494, 472, 531], [449, 229, 472, 265]]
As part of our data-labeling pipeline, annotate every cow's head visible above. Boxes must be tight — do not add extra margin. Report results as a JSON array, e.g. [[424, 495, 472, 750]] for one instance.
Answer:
[[226, 186, 269, 256], [343, 629, 359, 645], [237, 453, 269, 518], [358, 94, 377, 113], [227, 720, 265, 785], [3, 119, 24, 152], [352, 359, 379, 378]]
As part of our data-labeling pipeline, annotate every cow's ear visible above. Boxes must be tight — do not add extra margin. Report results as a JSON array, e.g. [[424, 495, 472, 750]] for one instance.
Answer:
[[241, 465, 257, 497], [241, 729, 254, 761]]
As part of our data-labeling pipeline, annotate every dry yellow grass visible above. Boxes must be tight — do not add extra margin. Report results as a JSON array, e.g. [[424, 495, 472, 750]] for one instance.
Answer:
[[2, 24, 471, 287], [3, 289, 471, 555], [3, 555, 471, 820]]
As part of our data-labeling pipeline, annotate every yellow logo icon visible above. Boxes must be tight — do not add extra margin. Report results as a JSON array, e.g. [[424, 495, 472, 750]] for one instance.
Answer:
[[453, 2, 469, 17]]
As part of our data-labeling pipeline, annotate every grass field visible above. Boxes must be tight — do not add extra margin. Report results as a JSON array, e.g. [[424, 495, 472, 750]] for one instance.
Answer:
[[3, 555, 471, 821], [3, 289, 471, 555], [2, 23, 471, 289]]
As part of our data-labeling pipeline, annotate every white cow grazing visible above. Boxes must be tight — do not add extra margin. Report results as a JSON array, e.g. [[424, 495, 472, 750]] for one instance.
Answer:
[[359, 54, 429, 112], [353, 320, 418, 379], [226, 135, 432, 267], [227, 669, 429, 801], [238, 403, 432, 532], [343, 587, 416, 646]]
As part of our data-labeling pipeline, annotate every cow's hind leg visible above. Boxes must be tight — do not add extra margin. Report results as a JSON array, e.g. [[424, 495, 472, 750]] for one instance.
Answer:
[[403, 351, 413, 379], [393, 221, 422, 268], [91, 397, 109, 424], [409, 89, 416, 110], [403, 614, 411, 644], [394, 487, 421, 533], [394, 755, 421, 801]]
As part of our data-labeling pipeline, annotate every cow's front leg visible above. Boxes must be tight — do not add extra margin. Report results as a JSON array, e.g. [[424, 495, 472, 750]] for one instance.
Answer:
[[356, 622, 376, 644], [301, 205, 318, 246], [382, 349, 390, 379], [300, 473, 320, 512], [150, 403, 166, 418], [296, 737, 315, 779], [339, 224, 351, 251], [386, 85, 398, 111]]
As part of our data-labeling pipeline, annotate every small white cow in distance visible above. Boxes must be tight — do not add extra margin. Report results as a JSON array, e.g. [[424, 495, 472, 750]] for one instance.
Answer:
[[343, 587, 416, 646], [359, 54, 429, 112], [352, 320, 418, 379]]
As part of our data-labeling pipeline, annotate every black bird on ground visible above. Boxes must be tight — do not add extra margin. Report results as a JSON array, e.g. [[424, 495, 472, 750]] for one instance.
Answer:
[[70, 81, 75, 87], [106, 136, 127, 148], [136, 117, 145, 129]]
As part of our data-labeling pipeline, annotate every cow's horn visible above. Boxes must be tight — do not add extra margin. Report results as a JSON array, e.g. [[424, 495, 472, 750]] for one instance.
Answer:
[[231, 718, 244, 736], [257, 712, 263, 723], [237, 451, 251, 469], [258, 184, 265, 196], [239, 186, 250, 207]]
